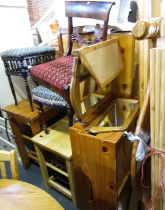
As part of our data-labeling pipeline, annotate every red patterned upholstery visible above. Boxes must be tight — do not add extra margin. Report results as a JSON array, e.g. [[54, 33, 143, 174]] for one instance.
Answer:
[[30, 55, 74, 91]]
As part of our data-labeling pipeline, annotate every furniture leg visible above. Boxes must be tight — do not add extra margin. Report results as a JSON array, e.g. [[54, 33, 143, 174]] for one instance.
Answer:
[[34, 145, 49, 188], [7, 75, 18, 106], [37, 103, 49, 134], [66, 103, 74, 126], [23, 76, 33, 111], [9, 119, 30, 168], [65, 159, 77, 207]]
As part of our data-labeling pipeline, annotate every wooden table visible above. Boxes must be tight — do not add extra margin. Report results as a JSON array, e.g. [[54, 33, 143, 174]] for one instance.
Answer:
[[0, 179, 64, 210], [2, 100, 64, 168]]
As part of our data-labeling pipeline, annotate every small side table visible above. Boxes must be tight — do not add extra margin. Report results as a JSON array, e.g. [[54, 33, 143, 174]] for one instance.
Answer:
[[3, 100, 64, 168], [31, 117, 77, 207]]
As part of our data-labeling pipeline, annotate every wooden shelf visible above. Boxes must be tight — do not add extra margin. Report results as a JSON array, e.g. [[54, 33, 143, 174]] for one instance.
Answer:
[[49, 176, 72, 199], [28, 150, 69, 178]]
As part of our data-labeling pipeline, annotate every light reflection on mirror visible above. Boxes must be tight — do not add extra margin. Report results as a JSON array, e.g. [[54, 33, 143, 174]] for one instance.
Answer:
[[98, 98, 138, 127]]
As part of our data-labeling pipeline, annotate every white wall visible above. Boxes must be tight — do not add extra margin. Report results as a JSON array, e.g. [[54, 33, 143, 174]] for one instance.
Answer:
[[0, 0, 34, 109]]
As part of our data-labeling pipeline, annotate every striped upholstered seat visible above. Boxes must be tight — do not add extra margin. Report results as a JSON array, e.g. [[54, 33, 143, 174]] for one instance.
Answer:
[[32, 85, 68, 108]]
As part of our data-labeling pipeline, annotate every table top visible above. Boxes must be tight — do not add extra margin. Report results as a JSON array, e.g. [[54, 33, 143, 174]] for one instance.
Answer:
[[31, 117, 72, 159], [2, 99, 59, 124], [0, 179, 64, 210], [2, 100, 39, 121]]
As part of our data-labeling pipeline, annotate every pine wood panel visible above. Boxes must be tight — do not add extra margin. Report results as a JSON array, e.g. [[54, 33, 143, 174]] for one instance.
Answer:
[[150, 47, 165, 209], [69, 97, 139, 210], [69, 127, 132, 210], [108, 33, 135, 98]]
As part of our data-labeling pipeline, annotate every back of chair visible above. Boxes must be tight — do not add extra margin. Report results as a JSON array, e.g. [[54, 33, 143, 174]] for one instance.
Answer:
[[65, 1, 115, 54], [0, 150, 19, 180]]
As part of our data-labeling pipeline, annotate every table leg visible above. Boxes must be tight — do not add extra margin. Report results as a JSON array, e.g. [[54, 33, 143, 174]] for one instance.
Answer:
[[65, 159, 77, 207], [7, 75, 17, 106], [34, 145, 49, 188], [9, 119, 30, 168]]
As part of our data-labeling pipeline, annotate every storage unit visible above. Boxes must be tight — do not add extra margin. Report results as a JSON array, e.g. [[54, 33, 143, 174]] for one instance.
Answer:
[[31, 117, 77, 206]]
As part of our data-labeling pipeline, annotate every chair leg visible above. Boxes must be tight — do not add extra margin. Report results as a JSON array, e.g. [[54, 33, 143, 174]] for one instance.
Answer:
[[7, 75, 18, 106], [66, 103, 74, 126], [23, 76, 33, 111], [37, 103, 49, 134]]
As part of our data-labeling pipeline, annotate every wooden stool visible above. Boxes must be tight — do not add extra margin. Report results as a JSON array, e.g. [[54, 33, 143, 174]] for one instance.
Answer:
[[31, 117, 77, 207]]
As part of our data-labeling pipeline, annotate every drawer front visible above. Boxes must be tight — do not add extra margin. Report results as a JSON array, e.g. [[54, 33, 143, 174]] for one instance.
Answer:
[[0, 125, 15, 145], [0, 137, 15, 151]]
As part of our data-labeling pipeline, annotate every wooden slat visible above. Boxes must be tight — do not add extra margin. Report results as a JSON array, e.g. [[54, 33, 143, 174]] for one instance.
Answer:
[[0, 150, 19, 180], [48, 176, 72, 199], [151, 0, 160, 16], [159, 2, 165, 207], [137, 0, 151, 107], [150, 48, 156, 198], [0, 162, 7, 179], [154, 49, 161, 210], [158, 48, 165, 209], [10, 150, 19, 180]]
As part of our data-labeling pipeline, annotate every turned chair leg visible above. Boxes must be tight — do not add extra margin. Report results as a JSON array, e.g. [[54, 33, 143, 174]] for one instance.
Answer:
[[66, 103, 74, 127], [23, 76, 33, 111], [37, 103, 49, 134]]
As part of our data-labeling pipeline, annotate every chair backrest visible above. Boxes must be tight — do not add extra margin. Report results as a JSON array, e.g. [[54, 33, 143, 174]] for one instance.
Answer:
[[0, 150, 19, 180], [64, 1, 115, 54]]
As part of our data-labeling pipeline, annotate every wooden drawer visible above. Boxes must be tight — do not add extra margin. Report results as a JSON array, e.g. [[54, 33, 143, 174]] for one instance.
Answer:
[[0, 137, 15, 151]]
